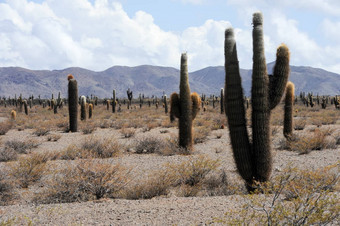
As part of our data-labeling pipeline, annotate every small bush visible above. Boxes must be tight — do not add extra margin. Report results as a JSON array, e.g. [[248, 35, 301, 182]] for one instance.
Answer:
[[122, 170, 173, 200], [221, 164, 340, 225], [81, 136, 121, 158], [0, 168, 16, 205], [294, 118, 306, 130], [34, 160, 131, 203], [9, 153, 48, 188], [120, 128, 136, 138], [134, 136, 164, 154], [4, 139, 39, 154], [33, 127, 50, 136], [288, 129, 337, 154], [0, 121, 12, 135], [82, 123, 96, 134], [47, 134, 62, 142], [0, 147, 18, 162], [194, 127, 210, 144]]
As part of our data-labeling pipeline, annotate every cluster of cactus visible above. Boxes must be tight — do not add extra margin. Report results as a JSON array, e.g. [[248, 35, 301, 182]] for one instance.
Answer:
[[224, 12, 290, 189], [170, 53, 201, 151]]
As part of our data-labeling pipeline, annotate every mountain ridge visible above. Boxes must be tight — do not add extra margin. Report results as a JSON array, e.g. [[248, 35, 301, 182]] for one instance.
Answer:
[[0, 63, 339, 98]]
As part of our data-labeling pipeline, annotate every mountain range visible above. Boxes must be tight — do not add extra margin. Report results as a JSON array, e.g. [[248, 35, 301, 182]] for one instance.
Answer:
[[0, 62, 339, 99]]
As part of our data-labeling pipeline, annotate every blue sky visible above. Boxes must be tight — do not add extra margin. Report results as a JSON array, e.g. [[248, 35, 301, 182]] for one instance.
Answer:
[[1, 0, 340, 74]]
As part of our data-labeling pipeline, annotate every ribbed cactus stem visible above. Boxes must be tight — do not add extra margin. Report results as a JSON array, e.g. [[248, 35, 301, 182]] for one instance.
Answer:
[[251, 12, 271, 182], [284, 82, 294, 139], [164, 94, 168, 114], [224, 28, 253, 184], [89, 103, 93, 119], [81, 95, 86, 121], [112, 89, 116, 113], [179, 53, 193, 150], [68, 77, 78, 132]]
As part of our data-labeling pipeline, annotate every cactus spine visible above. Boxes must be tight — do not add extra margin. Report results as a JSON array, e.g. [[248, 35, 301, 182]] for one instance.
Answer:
[[80, 95, 86, 121], [112, 89, 116, 113], [68, 75, 78, 132], [224, 12, 290, 189], [283, 82, 294, 139], [170, 53, 201, 151]]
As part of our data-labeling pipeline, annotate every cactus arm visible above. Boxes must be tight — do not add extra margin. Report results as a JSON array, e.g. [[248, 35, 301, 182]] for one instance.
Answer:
[[170, 92, 180, 122], [251, 12, 272, 182], [269, 44, 290, 110], [224, 28, 254, 183], [191, 92, 201, 120]]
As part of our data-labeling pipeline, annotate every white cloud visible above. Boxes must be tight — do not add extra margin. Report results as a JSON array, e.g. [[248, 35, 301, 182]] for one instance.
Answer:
[[0, 0, 231, 71]]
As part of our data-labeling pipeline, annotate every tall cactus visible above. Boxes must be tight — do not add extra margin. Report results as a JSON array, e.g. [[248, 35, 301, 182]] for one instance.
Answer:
[[284, 82, 294, 139], [112, 89, 116, 113], [68, 74, 78, 132], [220, 88, 224, 114], [80, 95, 87, 121], [224, 12, 290, 189], [23, 100, 28, 115], [170, 53, 201, 151]]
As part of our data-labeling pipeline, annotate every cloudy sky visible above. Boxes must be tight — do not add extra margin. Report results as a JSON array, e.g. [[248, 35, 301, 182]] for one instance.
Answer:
[[0, 0, 340, 73]]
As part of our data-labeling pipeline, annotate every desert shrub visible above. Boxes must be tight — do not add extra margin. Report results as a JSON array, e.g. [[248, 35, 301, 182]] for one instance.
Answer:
[[47, 134, 61, 142], [0, 168, 16, 205], [122, 170, 173, 200], [134, 136, 164, 154], [221, 164, 340, 225], [133, 136, 187, 156], [294, 118, 306, 130], [57, 137, 121, 160], [0, 147, 18, 162], [33, 127, 50, 136], [288, 129, 337, 154], [99, 119, 113, 128], [9, 153, 48, 188], [193, 126, 210, 144], [120, 127, 136, 138], [167, 155, 220, 197], [81, 122, 96, 134], [34, 160, 131, 203], [4, 139, 39, 154], [0, 121, 12, 135], [81, 136, 121, 158]]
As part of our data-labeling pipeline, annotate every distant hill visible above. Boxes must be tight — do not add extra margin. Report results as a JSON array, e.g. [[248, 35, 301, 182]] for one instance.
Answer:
[[0, 63, 339, 98]]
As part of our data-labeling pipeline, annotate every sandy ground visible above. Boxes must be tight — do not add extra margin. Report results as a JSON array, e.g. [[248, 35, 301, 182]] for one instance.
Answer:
[[0, 121, 339, 225]]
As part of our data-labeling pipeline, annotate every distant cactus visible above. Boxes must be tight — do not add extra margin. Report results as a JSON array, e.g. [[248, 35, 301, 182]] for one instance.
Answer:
[[11, 110, 16, 120], [170, 53, 201, 151], [89, 103, 93, 119], [224, 12, 290, 189], [112, 89, 116, 113], [80, 95, 86, 121], [23, 100, 28, 115], [127, 88, 133, 108], [284, 82, 294, 139], [68, 75, 78, 132], [163, 94, 168, 114]]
